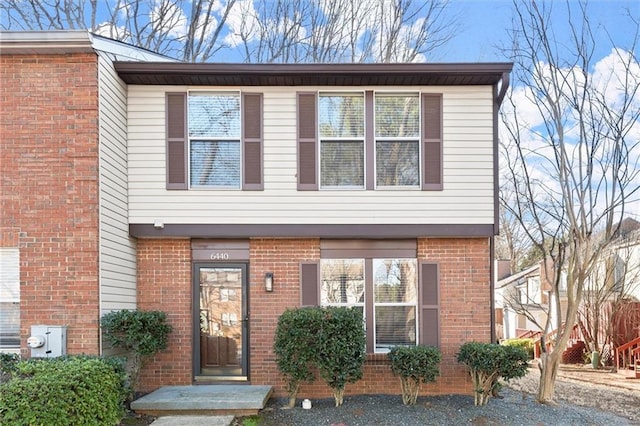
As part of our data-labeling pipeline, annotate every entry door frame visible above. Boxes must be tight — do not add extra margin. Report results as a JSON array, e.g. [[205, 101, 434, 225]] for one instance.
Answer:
[[192, 262, 249, 381]]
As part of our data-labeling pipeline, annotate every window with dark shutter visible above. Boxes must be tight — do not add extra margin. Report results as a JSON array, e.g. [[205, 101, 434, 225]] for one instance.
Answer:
[[421, 93, 443, 191], [166, 92, 188, 190], [297, 93, 318, 190], [419, 262, 440, 347], [300, 262, 319, 306], [243, 93, 263, 190]]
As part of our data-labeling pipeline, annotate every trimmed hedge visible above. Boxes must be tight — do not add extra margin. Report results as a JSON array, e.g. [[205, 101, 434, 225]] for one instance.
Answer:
[[274, 306, 366, 407], [0, 356, 127, 425], [457, 342, 529, 406], [388, 345, 441, 405]]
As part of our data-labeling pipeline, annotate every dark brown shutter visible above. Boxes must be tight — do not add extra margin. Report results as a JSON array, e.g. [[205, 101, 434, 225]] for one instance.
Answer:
[[243, 93, 263, 190], [300, 262, 319, 306], [166, 92, 188, 190], [421, 93, 443, 191], [297, 92, 318, 190], [419, 262, 440, 347]]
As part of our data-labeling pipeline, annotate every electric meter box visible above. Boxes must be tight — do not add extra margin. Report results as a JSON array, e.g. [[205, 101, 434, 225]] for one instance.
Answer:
[[29, 325, 67, 358]]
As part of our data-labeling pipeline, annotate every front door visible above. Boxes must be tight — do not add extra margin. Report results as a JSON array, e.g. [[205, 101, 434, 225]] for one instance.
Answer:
[[194, 264, 248, 380]]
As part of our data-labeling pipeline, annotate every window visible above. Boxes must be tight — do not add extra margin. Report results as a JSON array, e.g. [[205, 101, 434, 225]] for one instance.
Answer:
[[373, 259, 418, 351], [297, 92, 442, 191], [319, 93, 365, 188], [375, 94, 420, 187], [0, 248, 20, 353], [318, 256, 422, 353], [166, 92, 263, 190], [189, 92, 241, 188]]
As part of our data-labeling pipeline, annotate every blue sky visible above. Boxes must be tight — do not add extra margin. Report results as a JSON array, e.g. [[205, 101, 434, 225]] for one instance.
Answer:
[[443, 0, 639, 63]]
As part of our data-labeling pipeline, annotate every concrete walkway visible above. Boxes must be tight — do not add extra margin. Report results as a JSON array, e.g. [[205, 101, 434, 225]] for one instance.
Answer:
[[150, 415, 235, 425]]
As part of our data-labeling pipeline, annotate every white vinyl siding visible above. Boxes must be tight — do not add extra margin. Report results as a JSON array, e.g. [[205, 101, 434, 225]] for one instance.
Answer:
[[127, 85, 495, 225], [0, 248, 20, 352], [97, 51, 137, 315]]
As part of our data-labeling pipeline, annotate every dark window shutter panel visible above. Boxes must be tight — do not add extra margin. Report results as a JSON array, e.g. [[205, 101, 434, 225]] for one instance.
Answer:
[[300, 262, 319, 306], [166, 93, 188, 190], [420, 262, 440, 347], [243, 93, 263, 190], [297, 93, 318, 190], [422, 93, 443, 191]]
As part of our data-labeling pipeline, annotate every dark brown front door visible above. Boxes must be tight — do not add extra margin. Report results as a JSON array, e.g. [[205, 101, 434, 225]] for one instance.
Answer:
[[194, 264, 248, 380]]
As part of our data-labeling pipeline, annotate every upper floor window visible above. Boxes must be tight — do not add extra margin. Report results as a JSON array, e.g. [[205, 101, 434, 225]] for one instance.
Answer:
[[375, 94, 420, 188], [319, 93, 365, 188], [297, 91, 442, 191], [166, 92, 263, 191], [188, 92, 241, 189]]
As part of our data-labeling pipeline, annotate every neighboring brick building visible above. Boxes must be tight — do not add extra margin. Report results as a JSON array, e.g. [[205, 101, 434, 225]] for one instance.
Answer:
[[1, 31, 512, 398]]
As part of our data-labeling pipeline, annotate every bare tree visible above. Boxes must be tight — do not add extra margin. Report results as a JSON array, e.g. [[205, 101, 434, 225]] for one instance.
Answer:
[[234, 0, 457, 63], [1, 0, 235, 62], [2, 0, 457, 63], [500, 0, 640, 403]]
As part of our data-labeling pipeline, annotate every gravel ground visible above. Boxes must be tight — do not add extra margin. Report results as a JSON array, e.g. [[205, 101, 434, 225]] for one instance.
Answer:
[[238, 368, 639, 426]]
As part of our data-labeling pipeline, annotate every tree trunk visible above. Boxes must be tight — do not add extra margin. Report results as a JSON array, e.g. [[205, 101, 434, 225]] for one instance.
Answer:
[[333, 386, 345, 407], [537, 351, 560, 404], [287, 382, 300, 408], [400, 377, 420, 405]]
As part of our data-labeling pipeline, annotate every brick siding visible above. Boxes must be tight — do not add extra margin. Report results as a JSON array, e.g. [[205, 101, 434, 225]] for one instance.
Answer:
[[136, 238, 193, 392], [0, 53, 101, 356], [137, 237, 490, 397]]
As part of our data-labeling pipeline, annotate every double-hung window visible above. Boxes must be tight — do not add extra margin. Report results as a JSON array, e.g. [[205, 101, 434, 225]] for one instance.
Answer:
[[297, 91, 442, 191], [188, 92, 241, 189], [166, 91, 263, 190], [373, 259, 418, 351], [319, 257, 419, 353], [375, 94, 420, 188], [318, 93, 365, 188], [307, 243, 436, 354]]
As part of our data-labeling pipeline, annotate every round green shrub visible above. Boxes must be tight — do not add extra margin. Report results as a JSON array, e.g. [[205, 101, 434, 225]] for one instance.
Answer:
[[457, 342, 529, 406], [101, 309, 172, 394], [501, 338, 534, 360], [0, 356, 126, 425], [388, 345, 441, 405], [274, 307, 322, 407], [315, 307, 366, 407]]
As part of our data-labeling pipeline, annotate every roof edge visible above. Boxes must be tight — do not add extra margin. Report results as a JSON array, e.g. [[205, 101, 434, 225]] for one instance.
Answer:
[[0, 30, 94, 54]]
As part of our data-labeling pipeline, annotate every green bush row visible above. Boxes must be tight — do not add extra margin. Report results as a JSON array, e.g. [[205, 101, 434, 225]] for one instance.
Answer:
[[0, 356, 128, 426]]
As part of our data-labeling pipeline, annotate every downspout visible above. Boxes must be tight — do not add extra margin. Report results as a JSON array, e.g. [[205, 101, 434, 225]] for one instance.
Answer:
[[491, 71, 510, 344]]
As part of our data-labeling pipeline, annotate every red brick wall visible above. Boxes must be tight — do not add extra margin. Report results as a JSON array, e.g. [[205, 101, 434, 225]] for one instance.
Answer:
[[0, 53, 101, 356], [135, 237, 491, 397], [137, 238, 192, 392], [249, 238, 320, 388]]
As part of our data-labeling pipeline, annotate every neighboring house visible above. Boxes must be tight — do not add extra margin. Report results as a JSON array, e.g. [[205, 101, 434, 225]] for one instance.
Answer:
[[585, 218, 640, 349], [495, 261, 564, 340], [1, 30, 512, 398]]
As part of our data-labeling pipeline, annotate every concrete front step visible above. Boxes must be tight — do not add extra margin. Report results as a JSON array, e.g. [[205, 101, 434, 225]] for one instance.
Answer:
[[130, 385, 273, 417]]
